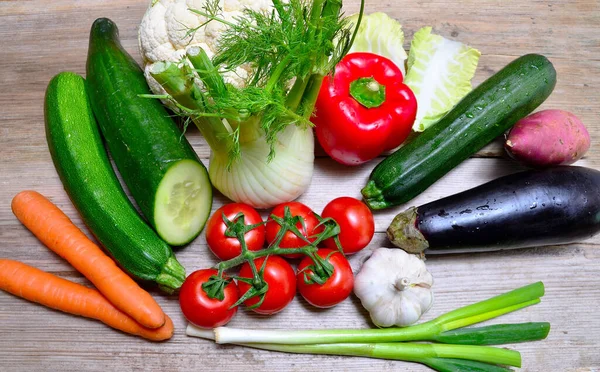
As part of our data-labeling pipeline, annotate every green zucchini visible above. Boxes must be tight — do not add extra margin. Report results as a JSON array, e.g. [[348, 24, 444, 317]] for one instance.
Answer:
[[86, 18, 212, 246], [44, 72, 185, 293], [362, 54, 557, 210]]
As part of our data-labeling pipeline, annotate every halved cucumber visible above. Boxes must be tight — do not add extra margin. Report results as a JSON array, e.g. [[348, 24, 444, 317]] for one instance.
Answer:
[[155, 160, 212, 245], [86, 18, 212, 245]]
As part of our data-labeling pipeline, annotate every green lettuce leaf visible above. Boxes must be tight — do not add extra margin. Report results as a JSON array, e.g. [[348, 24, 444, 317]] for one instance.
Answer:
[[346, 12, 407, 76], [405, 27, 481, 132]]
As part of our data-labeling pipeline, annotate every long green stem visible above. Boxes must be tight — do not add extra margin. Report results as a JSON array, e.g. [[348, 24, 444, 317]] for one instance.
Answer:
[[214, 323, 437, 344], [431, 322, 551, 345], [440, 299, 540, 332], [432, 282, 545, 329], [188, 7, 239, 29], [424, 358, 513, 372], [149, 62, 232, 154], [285, 76, 310, 111], [211, 282, 545, 345], [346, 0, 365, 52], [245, 342, 520, 366], [265, 55, 293, 93], [299, 74, 325, 119], [309, 0, 327, 24], [187, 46, 227, 97], [187, 327, 520, 368], [305, 0, 327, 43], [214, 245, 319, 272]]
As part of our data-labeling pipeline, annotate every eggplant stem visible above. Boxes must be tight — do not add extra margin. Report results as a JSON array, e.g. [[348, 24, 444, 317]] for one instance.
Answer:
[[387, 207, 429, 253]]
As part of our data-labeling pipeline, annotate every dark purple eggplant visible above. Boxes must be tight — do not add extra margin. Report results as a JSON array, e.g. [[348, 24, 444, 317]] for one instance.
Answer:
[[387, 166, 600, 254]]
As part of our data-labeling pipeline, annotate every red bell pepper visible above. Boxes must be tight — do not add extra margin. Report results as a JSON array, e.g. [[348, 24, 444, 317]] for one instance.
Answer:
[[312, 52, 417, 165]]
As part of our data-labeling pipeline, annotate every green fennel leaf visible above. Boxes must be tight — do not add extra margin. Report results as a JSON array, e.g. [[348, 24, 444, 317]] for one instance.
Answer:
[[181, 0, 354, 161]]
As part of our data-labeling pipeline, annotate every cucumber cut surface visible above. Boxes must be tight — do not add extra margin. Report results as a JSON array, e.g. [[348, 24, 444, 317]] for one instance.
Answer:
[[155, 159, 212, 246]]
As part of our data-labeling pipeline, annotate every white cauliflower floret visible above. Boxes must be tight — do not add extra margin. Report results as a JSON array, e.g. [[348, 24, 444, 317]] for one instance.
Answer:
[[138, 0, 274, 108]]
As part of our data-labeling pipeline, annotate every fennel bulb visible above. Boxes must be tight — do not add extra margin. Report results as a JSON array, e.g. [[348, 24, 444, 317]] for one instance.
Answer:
[[209, 123, 314, 208]]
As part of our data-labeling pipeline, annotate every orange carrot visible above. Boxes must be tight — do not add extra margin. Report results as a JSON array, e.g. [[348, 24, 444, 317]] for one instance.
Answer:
[[0, 259, 173, 341], [11, 191, 165, 329]]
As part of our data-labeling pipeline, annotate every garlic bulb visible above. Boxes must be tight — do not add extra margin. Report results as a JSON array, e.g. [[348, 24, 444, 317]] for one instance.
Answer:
[[354, 248, 434, 327]]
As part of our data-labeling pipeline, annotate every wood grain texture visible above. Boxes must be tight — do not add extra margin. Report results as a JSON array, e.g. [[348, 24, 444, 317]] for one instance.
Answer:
[[0, 0, 599, 371]]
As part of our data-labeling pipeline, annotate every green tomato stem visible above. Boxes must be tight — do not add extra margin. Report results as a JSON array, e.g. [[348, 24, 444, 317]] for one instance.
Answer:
[[214, 245, 319, 273], [214, 207, 330, 274]]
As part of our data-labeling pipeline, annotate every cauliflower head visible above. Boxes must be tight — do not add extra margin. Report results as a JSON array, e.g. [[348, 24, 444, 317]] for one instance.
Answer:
[[138, 0, 274, 106]]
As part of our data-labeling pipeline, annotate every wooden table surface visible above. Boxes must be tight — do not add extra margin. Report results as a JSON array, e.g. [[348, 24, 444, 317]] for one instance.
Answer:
[[1, 0, 599, 371]]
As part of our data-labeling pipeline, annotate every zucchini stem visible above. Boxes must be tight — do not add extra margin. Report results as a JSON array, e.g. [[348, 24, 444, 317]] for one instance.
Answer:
[[156, 256, 187, 294]]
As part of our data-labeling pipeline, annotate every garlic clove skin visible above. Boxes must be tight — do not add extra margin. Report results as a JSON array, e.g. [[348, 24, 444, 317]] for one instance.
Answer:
[[354, 248, 434, 328]]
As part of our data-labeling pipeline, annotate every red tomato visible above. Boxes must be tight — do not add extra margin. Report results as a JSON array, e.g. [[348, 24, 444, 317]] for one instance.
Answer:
[[238, 256, 296, 314], [297, 249, 354, 308], [321, 197, 374, 255], [179, 269, 239, 328], [265, 202, 322, 258], [205, 203, 265, 261]]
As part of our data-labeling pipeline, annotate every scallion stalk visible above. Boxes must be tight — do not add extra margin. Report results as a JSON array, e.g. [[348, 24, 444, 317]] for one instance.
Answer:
[[187, 327, 521, 370], [431, 322, 551, 345], [208, 282, 545, 345], [239, 343, 521, 367], [423, 358, 514, 372]]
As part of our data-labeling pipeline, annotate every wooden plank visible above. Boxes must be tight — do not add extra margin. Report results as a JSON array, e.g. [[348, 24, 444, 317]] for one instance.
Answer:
[[0, 0, 599, 371]]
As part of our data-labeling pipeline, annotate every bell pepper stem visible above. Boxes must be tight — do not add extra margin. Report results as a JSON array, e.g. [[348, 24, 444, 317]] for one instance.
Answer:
[[350, 77, 386, 108]]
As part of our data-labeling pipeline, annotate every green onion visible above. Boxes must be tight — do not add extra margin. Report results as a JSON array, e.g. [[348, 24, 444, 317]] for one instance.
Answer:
[[423, 358, 514, 372], [187, 328, 521, 369], [431, 322, 551, 345], [209, 282, 545, 345], [187, 283, 549, 371], [239, 343, 521, 368]]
